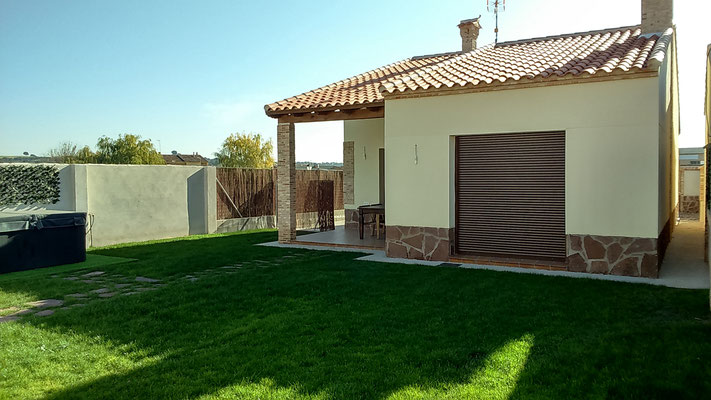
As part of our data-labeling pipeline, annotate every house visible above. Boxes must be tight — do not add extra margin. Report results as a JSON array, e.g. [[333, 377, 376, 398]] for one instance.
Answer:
[[679, 147, 705, 220], [162, 153, 209, 166], [265, 0, 679, 278]]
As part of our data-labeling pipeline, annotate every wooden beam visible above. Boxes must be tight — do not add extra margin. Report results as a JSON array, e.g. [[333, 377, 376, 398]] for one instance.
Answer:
[[276, 107, 384, 124]]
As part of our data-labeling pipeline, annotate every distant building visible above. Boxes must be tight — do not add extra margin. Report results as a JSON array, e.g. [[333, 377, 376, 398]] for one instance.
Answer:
[[162, 153, 209, 166], [679, 147, 705, 166], [679, 148, 706, 220]]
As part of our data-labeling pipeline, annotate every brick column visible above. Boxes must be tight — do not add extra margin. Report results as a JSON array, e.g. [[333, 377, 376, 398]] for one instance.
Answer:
[[343, 141, 355, 205], [342, 141, 357, 229], [277, 122, 296, 242]]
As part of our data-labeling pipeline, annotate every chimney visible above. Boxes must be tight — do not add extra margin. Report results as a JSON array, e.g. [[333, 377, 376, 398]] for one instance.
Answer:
[[458, 16, 482, 52], [641, 0, 673, 33]]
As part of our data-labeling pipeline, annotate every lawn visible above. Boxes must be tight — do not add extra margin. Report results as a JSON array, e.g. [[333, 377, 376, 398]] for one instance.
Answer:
[[0, 230, 710, 399]]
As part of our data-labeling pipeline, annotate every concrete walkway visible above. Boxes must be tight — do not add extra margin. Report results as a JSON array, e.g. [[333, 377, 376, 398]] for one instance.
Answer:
[[261, 221, 711, 289], [659, 219, 710, 289]]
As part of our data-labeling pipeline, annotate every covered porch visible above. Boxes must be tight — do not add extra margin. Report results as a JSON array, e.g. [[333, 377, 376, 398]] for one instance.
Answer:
[[296, 225, 385, 250], [268, 104, 386, 249]]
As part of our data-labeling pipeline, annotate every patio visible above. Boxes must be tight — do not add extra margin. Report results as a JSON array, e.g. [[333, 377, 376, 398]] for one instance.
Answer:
[[295, 226, 385, 250]]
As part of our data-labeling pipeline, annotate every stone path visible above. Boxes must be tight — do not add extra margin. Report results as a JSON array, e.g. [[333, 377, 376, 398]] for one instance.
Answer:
[[0, 251, 316, 324]]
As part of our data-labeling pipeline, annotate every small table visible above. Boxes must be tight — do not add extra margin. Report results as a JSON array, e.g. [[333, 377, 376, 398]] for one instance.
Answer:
[[358, 204, 385, 240]]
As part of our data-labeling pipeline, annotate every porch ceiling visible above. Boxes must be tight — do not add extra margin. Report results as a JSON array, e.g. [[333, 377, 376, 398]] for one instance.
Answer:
[[274, 105, 384, 124]]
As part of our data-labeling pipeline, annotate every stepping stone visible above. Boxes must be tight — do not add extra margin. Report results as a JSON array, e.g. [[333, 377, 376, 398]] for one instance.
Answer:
[[91, 288, 110, 294], [115, 284, 131, 289], [0, 307, 19, 314], [10, 309, 34, 316], [35, 310, 54, 317], [123, 292, 138, 296], [82, 271, 105, 277], [64, 277, 79, 281], [0, 316, 19, 323], [220, 266, 235, 269], [135, 276, 160, 283], [71, 303, 86, 308], [61, 307, 71, 311], [66, 293, 87, 298], [136, 287, 156, 292], [51, 275, 59, 278], [26, 299, 63, 309], [98, 292, 116, 298], [155, 284, 167, 287], [81, 280, 97, 284]]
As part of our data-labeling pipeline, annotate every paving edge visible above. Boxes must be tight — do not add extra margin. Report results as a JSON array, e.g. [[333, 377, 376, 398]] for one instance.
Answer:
[[257, 241, 709, 290]]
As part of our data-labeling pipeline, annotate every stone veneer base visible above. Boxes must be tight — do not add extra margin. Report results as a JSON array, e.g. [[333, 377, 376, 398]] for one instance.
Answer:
[[386, 225, 452, 261], [680, 195, 700, 216], [344, 208, 359, 230], [567, 234, 659, 278], [383, 224, 668, 278]]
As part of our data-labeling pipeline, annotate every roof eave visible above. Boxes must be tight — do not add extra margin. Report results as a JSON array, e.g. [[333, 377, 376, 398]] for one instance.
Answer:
[[264, 101, 385, 119], [380, 69, 660, 101]]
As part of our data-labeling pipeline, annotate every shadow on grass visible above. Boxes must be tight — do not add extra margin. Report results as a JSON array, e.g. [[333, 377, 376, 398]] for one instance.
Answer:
[[2, 231, 710, 399]]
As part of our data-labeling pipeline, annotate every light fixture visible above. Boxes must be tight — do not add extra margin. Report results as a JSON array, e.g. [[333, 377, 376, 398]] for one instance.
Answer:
[[414, 144, 418, 164], [363, 146, 367, 160]]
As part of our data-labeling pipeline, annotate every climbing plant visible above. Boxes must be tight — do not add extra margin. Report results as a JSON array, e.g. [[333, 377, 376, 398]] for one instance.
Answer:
[[0, 165, 60, 206]]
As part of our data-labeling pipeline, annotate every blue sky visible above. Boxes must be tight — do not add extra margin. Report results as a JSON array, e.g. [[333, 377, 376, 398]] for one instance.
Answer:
[[1, 0, 708, 161]]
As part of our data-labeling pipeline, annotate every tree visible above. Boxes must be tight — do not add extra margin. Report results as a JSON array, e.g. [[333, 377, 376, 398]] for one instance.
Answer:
[[215, 133, 274, 168], [47, 141, 96, 164], [94, 134, 165, 165]]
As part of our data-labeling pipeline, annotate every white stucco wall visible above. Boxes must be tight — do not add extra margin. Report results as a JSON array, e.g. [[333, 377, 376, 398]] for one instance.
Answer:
[[683, 170, 701, 196], [384, 77, 662, 239], [658, 34, 680, 231], [344, 118, 384, 208], [1, 164, 217, 247], [86, 164, 216, 246]]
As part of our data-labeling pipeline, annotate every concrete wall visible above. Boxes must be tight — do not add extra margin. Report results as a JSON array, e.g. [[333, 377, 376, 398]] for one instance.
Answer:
[[384, 77, 662, 239], [344, 118, 384, 209], [683, 170, 701, 196], [0, 164, 83, 213], [85, 164, 216, 246], [658, 33, 680, 232], [1, 164, 217, 247]]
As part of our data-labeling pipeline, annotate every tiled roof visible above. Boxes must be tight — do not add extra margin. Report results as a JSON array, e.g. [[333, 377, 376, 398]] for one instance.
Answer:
[[265, 53, 458, 114], [163, 153, 208, 165], [265, 25, 672, 115], [381, 26, 672, 95]]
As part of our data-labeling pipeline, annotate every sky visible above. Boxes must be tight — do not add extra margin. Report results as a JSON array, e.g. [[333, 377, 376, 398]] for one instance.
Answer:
[[1, 0, 709, 162]]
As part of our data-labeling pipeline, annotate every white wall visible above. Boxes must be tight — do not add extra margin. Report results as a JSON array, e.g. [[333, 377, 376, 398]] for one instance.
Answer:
[[0, 164, 78, 213], [384, 77, 661, 239], [344, 118, 384, 208], [86, 164, 216, 246], [684, 170, 701, 196], [1, 164, 217, 247], [658, 34, 680, 230]]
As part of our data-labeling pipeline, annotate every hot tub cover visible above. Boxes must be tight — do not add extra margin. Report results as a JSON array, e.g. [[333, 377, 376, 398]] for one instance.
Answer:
[[0, 211, 86, 233]]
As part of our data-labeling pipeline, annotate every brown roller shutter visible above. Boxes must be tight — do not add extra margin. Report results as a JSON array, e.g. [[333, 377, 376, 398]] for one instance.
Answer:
[[455, 131, 566, 261]]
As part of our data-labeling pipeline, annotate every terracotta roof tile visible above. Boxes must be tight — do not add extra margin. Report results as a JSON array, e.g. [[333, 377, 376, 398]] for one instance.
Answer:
[[265, 25, 672, 115]]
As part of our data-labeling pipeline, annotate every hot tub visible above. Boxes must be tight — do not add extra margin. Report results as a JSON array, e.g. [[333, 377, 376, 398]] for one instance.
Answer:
[[0, 211, 87, 274]]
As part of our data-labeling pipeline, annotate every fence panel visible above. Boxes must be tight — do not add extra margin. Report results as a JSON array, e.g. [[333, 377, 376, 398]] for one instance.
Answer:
[[217, 168, 343, 220], [216, 168, 276, 219]]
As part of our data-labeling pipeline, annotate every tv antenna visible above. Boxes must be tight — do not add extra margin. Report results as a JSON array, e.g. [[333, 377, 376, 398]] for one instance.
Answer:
[[487, 0, 506, 44]]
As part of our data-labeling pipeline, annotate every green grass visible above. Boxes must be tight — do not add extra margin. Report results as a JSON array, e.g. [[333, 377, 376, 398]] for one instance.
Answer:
[[0, 230, 710, 399]]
